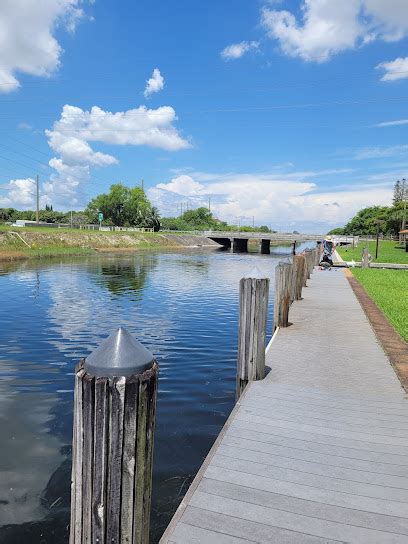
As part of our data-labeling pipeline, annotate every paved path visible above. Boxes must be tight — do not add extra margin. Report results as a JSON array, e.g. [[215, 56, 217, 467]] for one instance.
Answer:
[[161, 270, 408, 543]]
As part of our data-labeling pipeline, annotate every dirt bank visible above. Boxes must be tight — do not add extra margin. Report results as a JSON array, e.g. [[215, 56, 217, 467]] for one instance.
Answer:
[[0, 230, 218, 261]]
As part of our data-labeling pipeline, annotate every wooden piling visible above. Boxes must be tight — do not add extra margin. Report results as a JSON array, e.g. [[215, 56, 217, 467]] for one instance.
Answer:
[[236, 267, 269, 399], [273, 262, 292, 331], [362, 247, 370, 268], [293, 254, 305, 300], [70, 328, 158, 544]]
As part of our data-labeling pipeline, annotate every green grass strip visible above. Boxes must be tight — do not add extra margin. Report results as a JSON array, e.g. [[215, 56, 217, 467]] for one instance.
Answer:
[[351, 268, 408, 342], [338, 240, 408, 264]]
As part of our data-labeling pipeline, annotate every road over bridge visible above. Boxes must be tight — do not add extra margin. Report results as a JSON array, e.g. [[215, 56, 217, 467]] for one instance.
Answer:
[[206, 232, 356, 253]]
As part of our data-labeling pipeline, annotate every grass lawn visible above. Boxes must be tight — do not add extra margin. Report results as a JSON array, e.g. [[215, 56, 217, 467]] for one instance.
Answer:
[[351, 268, 408, 342], [338, 240, 408, 264]]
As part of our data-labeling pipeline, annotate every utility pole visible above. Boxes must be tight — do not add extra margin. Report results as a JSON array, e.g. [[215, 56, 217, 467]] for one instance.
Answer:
[[252, 216, 255, 228], [36, 175, 39, 224], [141, 178, 144, 191], [208, 196, 211, 212]]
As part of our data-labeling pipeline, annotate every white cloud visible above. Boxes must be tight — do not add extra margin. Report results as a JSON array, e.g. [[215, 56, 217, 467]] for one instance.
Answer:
[[261, 0, 408, 62], [144, 68, 164, 98], [377, 56, 408, 81], [0, 178, 37, 207], [376, 118, 408, 127], [43, 103, 190, 207], [221, 41, 259, 60], [355, 144, 408, 159], [148, 169, 392, 231], [0, 0, 89, 93]]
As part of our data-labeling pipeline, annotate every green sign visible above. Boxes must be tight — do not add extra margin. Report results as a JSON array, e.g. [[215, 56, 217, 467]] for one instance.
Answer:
[[98, 212, 103, 222]]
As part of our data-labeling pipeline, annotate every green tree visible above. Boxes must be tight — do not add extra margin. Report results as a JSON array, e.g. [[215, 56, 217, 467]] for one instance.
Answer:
[[85, 183, 160, 229], [327, 227, 345, 235], [393, 179, 407, 205], [342, 206, 389, 235]]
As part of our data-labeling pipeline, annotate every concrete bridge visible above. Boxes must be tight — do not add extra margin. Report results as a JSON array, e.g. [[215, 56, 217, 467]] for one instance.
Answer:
[[206, 232, 356, 253]]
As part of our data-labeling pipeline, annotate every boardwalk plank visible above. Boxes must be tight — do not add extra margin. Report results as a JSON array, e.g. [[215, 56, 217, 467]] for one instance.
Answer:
[[222, 434, 408, 475], [160, 272, 408, 543], [190, 491, 408, 543], [230, 419, 408, 455], [203, 464, 408, 518], [211, 454, 408, 502], [198, 478, 408, 535], [171, 521, 252, 543], [226, 426, 408, 466], [216, 444, 408, 488], [182, 506, 338, 543]]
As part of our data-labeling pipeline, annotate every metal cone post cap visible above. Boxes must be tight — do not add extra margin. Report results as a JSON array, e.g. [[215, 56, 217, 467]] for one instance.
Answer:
[[85, 327, 154, 377], [243, 265, 268, 279]]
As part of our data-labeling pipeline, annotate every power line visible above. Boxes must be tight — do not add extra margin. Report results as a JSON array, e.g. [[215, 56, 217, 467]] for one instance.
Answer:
[[1, 68, 408, 97], [1, 94, 408, 122]]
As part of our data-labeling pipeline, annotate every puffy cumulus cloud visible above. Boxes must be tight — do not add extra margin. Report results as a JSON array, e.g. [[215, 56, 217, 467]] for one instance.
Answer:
[[261, 0, 408, 63], [144, 68, 164, 98], [148, 170, 392, 232], [221, 41, 259, 60], [377, 56, 408, 81], [0, 0, 90, 93], [44, 103, 190, 207], [0, 178, 37, 207]]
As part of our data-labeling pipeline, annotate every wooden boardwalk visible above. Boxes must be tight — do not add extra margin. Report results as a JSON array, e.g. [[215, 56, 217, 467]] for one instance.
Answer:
[[161, 270, 408, 543]]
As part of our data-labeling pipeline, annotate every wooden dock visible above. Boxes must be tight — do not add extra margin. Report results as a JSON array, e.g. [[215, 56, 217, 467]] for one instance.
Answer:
[[161, 270, 408, 543]]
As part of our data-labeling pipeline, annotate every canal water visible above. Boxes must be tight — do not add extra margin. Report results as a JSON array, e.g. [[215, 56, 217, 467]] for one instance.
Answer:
[[0, 244, 312, 543]]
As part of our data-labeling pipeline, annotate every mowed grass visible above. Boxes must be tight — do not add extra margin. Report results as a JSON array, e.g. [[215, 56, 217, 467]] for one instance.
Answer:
[[338, 240, 408, 264], [351, 268, 408, 342]]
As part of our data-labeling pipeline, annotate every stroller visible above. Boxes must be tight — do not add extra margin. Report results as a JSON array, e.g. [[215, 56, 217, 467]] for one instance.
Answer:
[[320, 237, 335, 268]]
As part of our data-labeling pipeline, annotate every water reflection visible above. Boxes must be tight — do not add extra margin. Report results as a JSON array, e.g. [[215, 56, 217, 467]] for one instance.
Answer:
[[0, 246, 315, 543]]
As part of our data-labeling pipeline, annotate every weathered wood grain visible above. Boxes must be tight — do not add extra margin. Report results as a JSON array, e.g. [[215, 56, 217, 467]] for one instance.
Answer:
[[71, 365, 85, 544], [106, 376, 126, 544], [121, 376, 139, 544], [81, 374, 95, 544], [236, 276, 269, 399], [92, 377, 109, 543]]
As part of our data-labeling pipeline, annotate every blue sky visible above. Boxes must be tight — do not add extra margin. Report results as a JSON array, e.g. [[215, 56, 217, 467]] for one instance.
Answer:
[[1, 0, 408, 232]]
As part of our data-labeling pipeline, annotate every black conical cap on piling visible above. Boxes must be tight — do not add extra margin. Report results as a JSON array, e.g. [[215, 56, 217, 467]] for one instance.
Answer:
[[85, 327, 154, 377]]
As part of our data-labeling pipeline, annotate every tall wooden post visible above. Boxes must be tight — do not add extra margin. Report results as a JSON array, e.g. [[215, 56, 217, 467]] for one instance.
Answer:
[[273, 262, 292, 331], [293, 254, 305, 300], [362, 247, 370, 268], [236, 267, 269, 400], [70, 328, 159, 544]]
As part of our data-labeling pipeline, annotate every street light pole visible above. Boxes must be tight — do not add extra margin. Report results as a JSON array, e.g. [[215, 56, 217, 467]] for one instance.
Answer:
[[374, 219, 384, 260], [36, 175, 39, 224]]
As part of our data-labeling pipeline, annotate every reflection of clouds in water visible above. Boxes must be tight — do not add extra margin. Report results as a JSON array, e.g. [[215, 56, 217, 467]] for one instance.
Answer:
[[43, 262, 173, 359], [149, 252, 278, 296], [0, 362, 63, 525], [47, 270, 93, 342]]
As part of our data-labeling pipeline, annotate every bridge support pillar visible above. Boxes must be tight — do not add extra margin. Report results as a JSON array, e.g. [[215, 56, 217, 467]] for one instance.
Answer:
[[233, 238, 248, 252], [260, 239, 270, 254]]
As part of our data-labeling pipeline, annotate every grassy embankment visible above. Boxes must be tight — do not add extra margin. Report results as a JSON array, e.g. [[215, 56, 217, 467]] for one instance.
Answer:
[[0, 226, 198, 261], [338, 240, 408, 264], [351, 268, 408, 342]]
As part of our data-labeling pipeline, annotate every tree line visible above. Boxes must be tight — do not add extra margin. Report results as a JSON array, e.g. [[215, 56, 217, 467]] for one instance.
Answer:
[[0, 182, 274, 233], [328, 179, 407, 236]]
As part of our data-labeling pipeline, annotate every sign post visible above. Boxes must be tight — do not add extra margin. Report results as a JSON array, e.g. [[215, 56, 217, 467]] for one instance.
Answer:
[[98, 212, 103, 229]]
